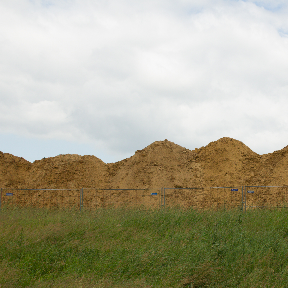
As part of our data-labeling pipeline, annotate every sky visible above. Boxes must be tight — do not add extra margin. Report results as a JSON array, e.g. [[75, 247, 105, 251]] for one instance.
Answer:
[[1, 0, 288, 163]]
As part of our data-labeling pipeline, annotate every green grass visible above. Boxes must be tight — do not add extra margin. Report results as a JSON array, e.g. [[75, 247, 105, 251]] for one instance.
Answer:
[[1, 207, 288, 287]]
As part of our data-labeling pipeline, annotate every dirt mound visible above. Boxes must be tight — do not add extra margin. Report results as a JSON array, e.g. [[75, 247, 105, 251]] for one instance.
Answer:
[[255, 146, 288, 186], [0, 152, 32, 188], [107, 139, 202, 189], [25, 154, 109, 189], [1, 137, 288, 190], [196, 137, 261, 187]]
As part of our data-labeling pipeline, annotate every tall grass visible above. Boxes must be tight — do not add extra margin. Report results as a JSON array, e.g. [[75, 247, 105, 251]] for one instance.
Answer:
[[1, 207, 288, 287]]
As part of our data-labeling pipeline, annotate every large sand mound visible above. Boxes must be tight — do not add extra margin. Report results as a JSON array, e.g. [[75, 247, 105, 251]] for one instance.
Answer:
[[1, 137, 288, 189]]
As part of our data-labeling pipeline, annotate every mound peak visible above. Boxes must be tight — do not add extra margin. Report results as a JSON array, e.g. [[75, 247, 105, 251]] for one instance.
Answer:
[[136, 139, 188, 152], [195, 137, 260, 187], [199, 137, 257, 156], [107, 139, 200, 189], [0, 151, 32, 188]]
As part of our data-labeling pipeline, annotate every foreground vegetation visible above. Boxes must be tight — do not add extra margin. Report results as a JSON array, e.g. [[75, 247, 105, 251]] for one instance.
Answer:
[[1, 207, 288, 287]]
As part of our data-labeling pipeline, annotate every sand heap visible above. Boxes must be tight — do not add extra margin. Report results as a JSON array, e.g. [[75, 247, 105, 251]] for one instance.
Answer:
[[107, 139, 202, 189], [196, 137, 261, 187], [1, 137, 288, 190], [0, 152, 31, 188], [26, 154, 108, 189]]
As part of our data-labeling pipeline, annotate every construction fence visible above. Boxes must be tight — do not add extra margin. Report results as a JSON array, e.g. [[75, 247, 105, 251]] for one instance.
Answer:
[[1, 186, 288, 211], [0, 188, 160, 210]]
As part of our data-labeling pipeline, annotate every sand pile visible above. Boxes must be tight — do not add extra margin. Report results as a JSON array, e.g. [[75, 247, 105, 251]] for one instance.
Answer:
[[26, 154, 109, 189], [107, 139, 202, 189], [196, 137, 261, 187], [256, 146, 288, 186], [0, 152, 32, 188], [1, 136, 288, 190]]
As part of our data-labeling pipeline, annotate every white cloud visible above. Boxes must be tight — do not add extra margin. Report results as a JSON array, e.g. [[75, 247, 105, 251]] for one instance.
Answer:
[[1, 0, 288, 161]]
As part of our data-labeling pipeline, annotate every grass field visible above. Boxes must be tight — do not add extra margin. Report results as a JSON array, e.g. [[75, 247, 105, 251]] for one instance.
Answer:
[[1, 207, 288, 287]]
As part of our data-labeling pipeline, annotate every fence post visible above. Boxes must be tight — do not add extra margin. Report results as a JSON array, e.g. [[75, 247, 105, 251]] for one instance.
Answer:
[[241, 186, 243, 211], [244, 186, 247, 212], [81, 188, 84, 209], [79, 188, 82, 212]]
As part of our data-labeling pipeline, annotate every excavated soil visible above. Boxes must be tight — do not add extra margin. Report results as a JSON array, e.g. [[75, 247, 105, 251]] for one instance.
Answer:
[[1, 137, 288, 209]]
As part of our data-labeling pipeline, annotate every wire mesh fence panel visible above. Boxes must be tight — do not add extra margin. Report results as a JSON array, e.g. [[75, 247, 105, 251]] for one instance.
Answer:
[[189, 188, 209, 210], [105, 190, 131, 208], [209, 187, 243, 210], [0, 189, 33, 208], [139, 188, 160, 209], [58, 189, 81, 209], [104, 189, 145, 208], [1, 188, 15, 208], [48, 190, 65, 209], [162, 188, 204, 209], [31, 189, 80, 209], [82, 188, 104, 209], [82, 188, 161, 209], [14, 190, 30, 208], [245, 186, 288, 210], [82, 189, 149, 209], [0, 189, 81, 209], [31, 190, 45, 208]]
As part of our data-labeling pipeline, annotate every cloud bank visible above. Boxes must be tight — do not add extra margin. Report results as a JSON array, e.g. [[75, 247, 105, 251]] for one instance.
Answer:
[[1, 0, 288, 162]]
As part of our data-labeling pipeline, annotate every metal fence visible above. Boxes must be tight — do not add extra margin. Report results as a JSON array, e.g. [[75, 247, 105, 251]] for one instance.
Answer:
[[210, 186, 244, 210], [210, 186, 288, 211], [1, 186, 288, 211], [244, 186, 288, 211], [81, 188, 160, 209], [161, 187, 204, 209], [0, 188, 81, 210], [0, 188, 162, 210]]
